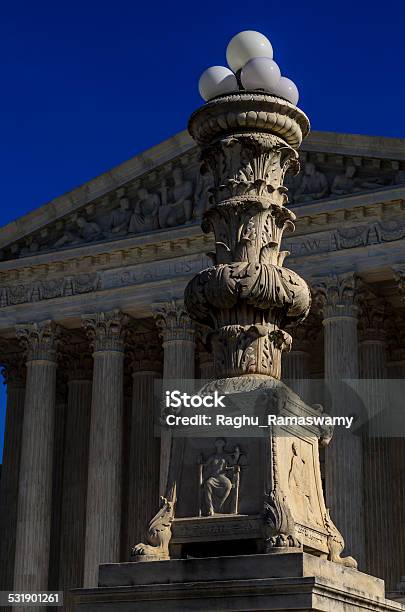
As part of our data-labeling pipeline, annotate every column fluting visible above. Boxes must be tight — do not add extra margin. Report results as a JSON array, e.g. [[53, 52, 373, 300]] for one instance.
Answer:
[[154, 300, 195, 496], [82, 311, 127, 587], [0, 353, 26, 591], [315, 273, 365, 569], [59, 346, 93, 590], [125, 330, 162, 554], [13, 321, 60, 593], [359, 312, 392, 586]]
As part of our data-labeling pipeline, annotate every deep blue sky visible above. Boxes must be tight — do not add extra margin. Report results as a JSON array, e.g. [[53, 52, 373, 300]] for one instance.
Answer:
[[1, 0, 405, 458]]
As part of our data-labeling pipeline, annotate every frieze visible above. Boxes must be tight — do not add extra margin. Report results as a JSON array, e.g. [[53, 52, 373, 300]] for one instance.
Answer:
[[284, 217, 405, 258], [0, 214, 404, 309], [102, 254, 211, 290], [1, 147, 405, 263], [0, 272, 101, 307], [0, 256, 212, 308], [0, 215, 404, 309]]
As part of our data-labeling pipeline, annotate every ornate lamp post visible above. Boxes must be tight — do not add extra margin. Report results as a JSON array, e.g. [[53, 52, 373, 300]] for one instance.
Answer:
[[132, 31, 355, 569]]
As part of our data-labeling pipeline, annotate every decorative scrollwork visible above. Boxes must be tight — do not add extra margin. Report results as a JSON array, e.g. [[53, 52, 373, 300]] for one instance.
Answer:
[[185, 93, 311, 379], [263, 488, 302, 551]]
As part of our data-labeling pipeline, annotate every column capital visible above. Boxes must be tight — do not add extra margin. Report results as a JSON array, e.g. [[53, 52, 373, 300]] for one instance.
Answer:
[[312, 272, 359, 320], [15, 320, 60, 362], [82, 310, 129, 353], [357, 287, 388, 343], [153, 299, 194, 344], [128, 329, 162, 374]]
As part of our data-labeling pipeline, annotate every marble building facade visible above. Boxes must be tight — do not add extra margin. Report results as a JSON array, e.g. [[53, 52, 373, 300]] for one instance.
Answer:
[[0, 127, 405, 599]]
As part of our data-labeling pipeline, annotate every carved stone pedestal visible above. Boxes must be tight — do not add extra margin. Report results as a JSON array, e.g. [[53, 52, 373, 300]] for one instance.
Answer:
[[70, 552, 404, 611], [136, 378, 355, 567]]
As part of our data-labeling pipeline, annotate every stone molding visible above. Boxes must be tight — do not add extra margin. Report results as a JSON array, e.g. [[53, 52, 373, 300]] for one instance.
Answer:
[[15, 320, 61, 362], [82, 310, 129, 353]]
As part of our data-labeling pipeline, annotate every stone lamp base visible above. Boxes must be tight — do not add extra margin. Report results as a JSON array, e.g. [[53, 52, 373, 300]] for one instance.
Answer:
[[70, 552, 405, 611]]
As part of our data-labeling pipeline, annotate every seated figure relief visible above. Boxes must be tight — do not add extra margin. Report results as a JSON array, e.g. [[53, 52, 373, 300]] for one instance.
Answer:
[[198, 438, 247, 516], [107, 190, 132, 236], [20, 236, 40, 257], [54, 216, 102, 248], [294, 162, 329, 203], [159, 166, 193, 228], [331, 164, 388, 195], [284, 173, 303, 204], [129, 187, 160, 233], [331, 165, 361, 195], [394, 169, 405, 184]]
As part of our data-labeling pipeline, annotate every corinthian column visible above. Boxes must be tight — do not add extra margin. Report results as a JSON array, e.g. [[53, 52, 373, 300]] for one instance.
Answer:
[[386, 308, 405, 590], [314, 273, 365, 568], [126, 330, 162, 553], [13, 321, 60, 592], [59, 345, 93, 589], [0, 351, 25, 591], [82, 311, 128, 587], [358, 294, 393, 584], [154, 300, 195, 495]]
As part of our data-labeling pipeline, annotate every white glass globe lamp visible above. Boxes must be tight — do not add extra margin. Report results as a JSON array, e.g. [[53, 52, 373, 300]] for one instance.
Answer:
[[226, 30, 273, 73], [198, 66, 238, 101]]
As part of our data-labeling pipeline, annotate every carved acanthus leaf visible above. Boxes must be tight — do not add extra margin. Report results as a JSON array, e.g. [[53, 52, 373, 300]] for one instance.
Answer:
[[82, 310, 129, 352], [15, 320, 61, 362]]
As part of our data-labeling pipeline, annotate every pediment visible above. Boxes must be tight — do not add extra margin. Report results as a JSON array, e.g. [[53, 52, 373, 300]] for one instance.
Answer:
[[1, 129, 405, 264]]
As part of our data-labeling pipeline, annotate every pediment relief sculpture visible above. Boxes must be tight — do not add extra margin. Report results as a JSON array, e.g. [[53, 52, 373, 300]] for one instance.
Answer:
[[286, 158, 404, 205], [1, 150, 404, 263]]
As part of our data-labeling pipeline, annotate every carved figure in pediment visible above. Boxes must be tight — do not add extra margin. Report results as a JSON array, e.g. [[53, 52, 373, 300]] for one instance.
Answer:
[[194, 166, 214, 219], [54, 216, 102, 248], [159, 167, 193, 228], [107, 191, 132, 236], [284, 173, 302, 203], [360, 175, 388, 190], [129, 187, 160, 233], [19, 236, 40, 257], [393, 169, 405, 184], [331, 165, 360, 195], [294, 162, 329, 203]]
